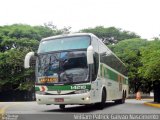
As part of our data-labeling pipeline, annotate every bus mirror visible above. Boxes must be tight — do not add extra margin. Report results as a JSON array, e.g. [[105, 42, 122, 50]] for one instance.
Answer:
[[24, 52, 35, 68], [87, 45, 94, 64]]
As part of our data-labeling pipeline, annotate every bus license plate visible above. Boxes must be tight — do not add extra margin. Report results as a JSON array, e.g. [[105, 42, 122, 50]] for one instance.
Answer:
[[55, 98, 64, 102]]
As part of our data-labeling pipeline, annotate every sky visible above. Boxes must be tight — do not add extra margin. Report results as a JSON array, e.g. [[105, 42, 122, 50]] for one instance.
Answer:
[[1, 0, 160, 39]]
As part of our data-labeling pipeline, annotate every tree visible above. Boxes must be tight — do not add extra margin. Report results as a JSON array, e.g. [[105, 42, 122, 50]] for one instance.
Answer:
[[0, 24, 67, 101], [139, 40, 160, 103], [0, 31, 38, 92], [80, 26, 140, 45]]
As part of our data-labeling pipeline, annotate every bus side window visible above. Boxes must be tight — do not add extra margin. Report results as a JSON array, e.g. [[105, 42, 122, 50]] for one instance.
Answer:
[[94, 53, 99, 77], [91, 37, 99, 81], [91, 55, 97, 81]]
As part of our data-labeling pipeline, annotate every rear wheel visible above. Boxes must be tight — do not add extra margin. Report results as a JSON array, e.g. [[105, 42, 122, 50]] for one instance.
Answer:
[[115, 92, 125, 104], [59, 105, 65, 109], [95, 89, 106, 110]]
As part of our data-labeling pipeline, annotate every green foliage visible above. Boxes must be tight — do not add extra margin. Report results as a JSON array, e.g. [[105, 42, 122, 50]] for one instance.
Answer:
[[80, 26, 140, 44], [0, 43, 37, 91], [109, 38, 160, 94], [0, 24, 67, 92], [139, 40, 160, 81], [138, 40, 160, 102]]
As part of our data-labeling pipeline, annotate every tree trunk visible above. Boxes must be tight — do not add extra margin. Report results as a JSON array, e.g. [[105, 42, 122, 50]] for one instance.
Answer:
[[153, 80, 160, 103]]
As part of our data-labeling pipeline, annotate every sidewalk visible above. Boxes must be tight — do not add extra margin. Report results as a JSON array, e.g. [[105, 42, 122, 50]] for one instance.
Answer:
[[144, 102, 160, 108], [127, 98, 160, 108]]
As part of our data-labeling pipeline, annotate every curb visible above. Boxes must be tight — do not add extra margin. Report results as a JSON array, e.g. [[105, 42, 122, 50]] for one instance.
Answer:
[[144, 102, 160, 108]]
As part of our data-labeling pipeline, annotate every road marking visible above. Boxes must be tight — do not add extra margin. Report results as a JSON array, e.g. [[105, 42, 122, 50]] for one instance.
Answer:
[[0, 103, 21, 114]]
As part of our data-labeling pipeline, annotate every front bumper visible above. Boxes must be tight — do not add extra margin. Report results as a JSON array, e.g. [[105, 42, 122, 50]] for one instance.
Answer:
[[36, 92, 91, 105]]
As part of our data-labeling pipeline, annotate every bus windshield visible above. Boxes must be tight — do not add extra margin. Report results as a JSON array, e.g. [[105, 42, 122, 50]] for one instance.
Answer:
[[38, 36, 91, 53], [36, 51, 89, 84]]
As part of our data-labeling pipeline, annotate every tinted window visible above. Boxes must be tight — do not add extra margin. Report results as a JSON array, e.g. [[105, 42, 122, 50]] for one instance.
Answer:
[[36, 51, 89, 83], [99, 41, 127, 76], [91, 37, 99, 79]]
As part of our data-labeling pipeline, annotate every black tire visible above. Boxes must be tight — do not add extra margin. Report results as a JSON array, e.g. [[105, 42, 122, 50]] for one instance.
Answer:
[[124, 91, 127, 98], [121, 92, 125, 104], [95, 89, 106, 110], [59, 104, 65, 109], [115, 92, 125, 104]]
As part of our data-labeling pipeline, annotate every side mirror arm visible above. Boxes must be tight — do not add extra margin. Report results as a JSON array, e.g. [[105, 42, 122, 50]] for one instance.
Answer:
[[24, 52, 35, 68], [87, 45, 94, 64]]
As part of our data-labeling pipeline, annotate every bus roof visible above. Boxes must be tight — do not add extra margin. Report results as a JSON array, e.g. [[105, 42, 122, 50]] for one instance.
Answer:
[[41, 33, 95, 41]]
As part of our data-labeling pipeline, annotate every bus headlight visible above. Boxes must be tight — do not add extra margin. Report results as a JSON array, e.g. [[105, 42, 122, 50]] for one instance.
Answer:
[[84, 96, 90, 101], [74, 89, 88, 94]]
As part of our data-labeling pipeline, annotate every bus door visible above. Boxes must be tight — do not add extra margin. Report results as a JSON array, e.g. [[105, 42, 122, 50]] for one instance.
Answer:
[[91, 78, 101, 102]]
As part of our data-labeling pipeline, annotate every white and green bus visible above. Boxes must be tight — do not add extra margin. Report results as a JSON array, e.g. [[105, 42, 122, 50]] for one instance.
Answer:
[[24, 33, 128, 109]]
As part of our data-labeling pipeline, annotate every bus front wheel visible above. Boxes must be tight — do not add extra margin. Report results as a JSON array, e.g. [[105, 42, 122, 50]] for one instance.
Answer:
[[95, 89, 106, 110]]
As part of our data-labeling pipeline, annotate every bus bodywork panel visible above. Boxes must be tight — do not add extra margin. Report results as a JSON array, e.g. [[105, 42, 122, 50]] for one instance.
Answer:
[[35, 83, 101, 104]]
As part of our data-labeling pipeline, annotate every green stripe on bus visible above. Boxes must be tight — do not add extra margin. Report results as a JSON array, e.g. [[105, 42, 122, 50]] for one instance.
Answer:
[[35, 84, 91, 91], [35, 87, 40, 91], [100, 63, 128, 85], [124, 78, 128, 85], [107, 69, 118, 81]]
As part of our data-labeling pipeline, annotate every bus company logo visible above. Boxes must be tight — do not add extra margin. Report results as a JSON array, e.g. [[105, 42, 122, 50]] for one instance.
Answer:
[[57, 90, 61, 94]]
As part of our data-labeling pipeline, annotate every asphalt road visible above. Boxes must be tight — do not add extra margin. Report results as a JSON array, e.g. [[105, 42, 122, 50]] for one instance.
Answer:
[[0, 99, 159, 120]]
